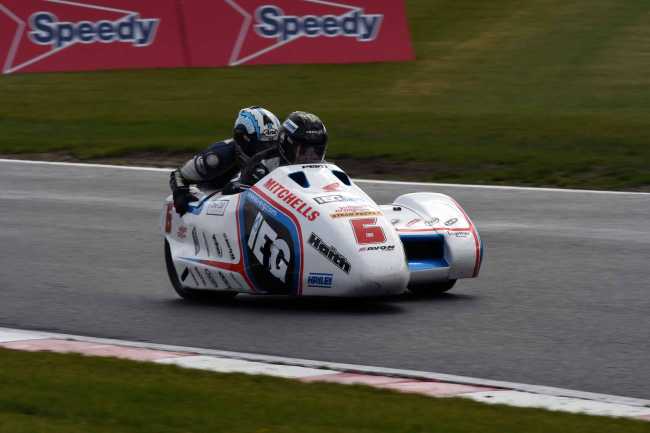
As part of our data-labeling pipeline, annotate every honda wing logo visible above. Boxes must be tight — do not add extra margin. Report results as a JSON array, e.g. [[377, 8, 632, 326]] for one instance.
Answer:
[[226, 0, 384, 66], [0, 0, 160, 74]]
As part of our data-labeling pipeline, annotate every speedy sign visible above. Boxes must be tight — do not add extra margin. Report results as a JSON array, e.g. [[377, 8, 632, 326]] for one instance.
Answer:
[[0, 0, 413, 74], [179, 0, 414, 67], [0, 0, 184, 74]]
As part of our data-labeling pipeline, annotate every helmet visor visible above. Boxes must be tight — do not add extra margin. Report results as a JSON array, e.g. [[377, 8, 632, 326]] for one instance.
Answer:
[[294, 143, 326, 164]]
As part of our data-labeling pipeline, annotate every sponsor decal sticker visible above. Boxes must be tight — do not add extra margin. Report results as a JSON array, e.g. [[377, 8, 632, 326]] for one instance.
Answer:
[[188, 268, 200, 286], [247, 212, 291, 283], [359, 245, 395, 252], [204, 268, 220, 288], [211, 234, 223, 257], [222, 233, 236, 261], [322, 182, 341, 192], [406, 218, 420, 226], [308, 232, 351, 274], [283, 118, 298, 133], [206, 199, 229, 216], [262, 178, 319, 221], [313, 194, 359, 205], [218, 271, 231, 289], [202, 232, 211, 256], [177, 225, 188, 239], [350, 218, 386, 245], [240, 191, 301, 294], [195, 267, 207, 286], [307, 272, 333, 289], [448, 231, 470, 238], [390, 218, 400, 225], [445, 217, 459, 226], [425, 218, 440, 227], [192, 227, 201, 255], [331, 205, 381, 219]]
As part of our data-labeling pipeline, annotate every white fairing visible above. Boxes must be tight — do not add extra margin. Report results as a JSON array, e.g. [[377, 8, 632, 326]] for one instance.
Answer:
[[380, 193, 483, 284], [161, 164, 482, 297]]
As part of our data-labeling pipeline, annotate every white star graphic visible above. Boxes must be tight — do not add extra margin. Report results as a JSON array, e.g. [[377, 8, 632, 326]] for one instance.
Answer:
[[1, 0, 138, 74]]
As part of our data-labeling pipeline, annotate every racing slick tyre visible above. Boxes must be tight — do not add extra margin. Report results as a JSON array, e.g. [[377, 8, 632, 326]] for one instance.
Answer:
[[164, 240, 238, 302], [408, 280, 457, 297]]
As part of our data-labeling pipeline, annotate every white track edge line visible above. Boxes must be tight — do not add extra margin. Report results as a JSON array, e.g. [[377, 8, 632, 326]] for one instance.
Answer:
[[2, 327, 648, 408], [1, 158, 648, 196]]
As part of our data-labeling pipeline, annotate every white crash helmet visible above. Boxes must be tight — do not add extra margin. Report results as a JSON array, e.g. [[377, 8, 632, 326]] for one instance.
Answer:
[[233, 106, 281, 156]]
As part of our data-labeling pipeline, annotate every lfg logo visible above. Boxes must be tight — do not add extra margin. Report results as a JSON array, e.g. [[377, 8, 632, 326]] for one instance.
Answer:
[[29, 12, 159, 48], [254, 5, 382, 42]]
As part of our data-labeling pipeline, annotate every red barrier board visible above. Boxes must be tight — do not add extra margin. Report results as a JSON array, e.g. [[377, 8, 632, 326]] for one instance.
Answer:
[[0, 0, 414, 74], [181, 0, 414, 67], [0, 0, 185, 74]]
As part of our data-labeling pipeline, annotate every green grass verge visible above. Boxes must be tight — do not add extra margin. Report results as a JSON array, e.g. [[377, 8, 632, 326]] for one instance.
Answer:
[[1, 348, 648, 433], [1, 0, 650, 189]]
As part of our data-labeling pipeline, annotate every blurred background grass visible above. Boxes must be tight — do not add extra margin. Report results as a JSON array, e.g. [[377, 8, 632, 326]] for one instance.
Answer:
[[1, 0, 649, 189]]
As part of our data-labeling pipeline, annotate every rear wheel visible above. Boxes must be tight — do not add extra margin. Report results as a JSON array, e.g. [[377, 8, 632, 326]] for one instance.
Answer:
[[408, 280, 457, 297], [164, 240, 238, 302]]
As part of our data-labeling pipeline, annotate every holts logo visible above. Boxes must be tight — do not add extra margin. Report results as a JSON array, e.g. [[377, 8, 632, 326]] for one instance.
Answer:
[[255, 5, 382, 42], [308, 233, 351, 274], [29, 12, 159, 49]]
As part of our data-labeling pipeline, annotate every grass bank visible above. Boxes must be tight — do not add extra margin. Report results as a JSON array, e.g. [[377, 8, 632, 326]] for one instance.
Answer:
[[1, 348, 648, 433], [1, 0, 649, 189]]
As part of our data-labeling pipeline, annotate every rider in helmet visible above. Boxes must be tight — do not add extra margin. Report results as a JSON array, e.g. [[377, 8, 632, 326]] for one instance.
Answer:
[[238, 111, 329, 186], [169, 106, 281, 215], [279, 111, 328, 165]]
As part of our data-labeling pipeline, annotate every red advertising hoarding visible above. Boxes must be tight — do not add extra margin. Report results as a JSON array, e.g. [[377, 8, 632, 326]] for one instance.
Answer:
[[0, 0, 413, 74]]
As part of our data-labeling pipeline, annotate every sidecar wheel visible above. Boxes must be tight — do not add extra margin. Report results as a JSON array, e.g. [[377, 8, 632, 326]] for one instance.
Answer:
[[408, 280, 457, 297], [164, 240, 238, 301]]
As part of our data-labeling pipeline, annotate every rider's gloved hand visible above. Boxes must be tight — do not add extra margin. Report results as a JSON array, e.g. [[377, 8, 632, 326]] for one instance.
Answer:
[[169, 169, 197, 216], [173, 187, 197, 216]]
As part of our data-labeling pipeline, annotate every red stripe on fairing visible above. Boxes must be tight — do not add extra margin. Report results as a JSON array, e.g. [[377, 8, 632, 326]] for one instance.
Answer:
[[449, 198, 482, 277], [192, 259, 240, 272], [251, 186, 305, 295]]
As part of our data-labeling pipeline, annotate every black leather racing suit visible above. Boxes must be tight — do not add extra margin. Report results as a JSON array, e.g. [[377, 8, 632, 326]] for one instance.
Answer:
[[169, 139, 240, 215]]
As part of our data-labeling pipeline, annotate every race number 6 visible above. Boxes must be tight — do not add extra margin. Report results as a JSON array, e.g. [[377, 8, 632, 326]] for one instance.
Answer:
[[350, 218, 386, 245]]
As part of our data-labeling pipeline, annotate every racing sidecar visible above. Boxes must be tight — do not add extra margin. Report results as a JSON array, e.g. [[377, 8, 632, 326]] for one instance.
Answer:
[[161, 163, 483, 299]]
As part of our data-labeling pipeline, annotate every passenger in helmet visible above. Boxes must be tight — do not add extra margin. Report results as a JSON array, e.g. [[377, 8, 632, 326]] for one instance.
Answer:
[[169, 106, 281, 216]]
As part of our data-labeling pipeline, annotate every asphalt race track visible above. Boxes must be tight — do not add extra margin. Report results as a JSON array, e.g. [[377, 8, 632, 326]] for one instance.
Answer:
[[1, 160, 648, 398]]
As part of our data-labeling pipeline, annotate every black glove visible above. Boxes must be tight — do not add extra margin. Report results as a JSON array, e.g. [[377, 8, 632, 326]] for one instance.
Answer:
[[170, 169, 197, 216], [172, 187, 197, 216]]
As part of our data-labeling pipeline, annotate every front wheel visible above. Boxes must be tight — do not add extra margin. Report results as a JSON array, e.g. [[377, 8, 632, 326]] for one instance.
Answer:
[[408, 280, 457, 297], [164, 240, 238, 302]]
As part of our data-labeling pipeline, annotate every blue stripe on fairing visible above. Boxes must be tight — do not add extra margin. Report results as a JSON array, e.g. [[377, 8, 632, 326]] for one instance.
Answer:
[[186, 192, 220, 215], [408, 258, 449, 271]]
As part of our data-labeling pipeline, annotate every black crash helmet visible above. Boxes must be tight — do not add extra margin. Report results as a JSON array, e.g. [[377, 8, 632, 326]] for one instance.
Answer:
[[279, 111, 328, 164]]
